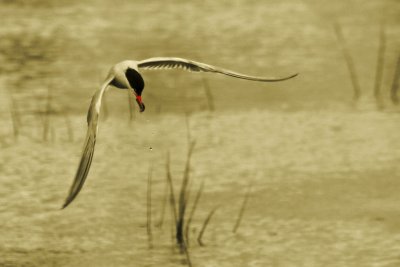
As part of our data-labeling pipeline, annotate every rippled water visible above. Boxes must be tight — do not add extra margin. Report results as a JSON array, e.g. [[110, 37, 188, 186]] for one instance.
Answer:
[[1, 110, 400, 266], [1, 0, 400, 266]]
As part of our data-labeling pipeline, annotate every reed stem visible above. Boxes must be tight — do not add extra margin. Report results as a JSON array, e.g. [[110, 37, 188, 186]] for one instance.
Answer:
[[156, 170, 169, 229], [128, 90, 135, 122], [201, 74, 215, 112], [333, 23, 361, 102], [8, 94, 20, 140], [166, 152, 178, 226], [177, 141, 196, 250], [63, 111, 74, 142], [146, 164, 153, 248], [197, 207, 218, 246], [233, 182, 253, 233], [42, 86, 52, 141], [185, 180, 204, 245], [373, 23, 386, 110], [390, 55, 400, 105]]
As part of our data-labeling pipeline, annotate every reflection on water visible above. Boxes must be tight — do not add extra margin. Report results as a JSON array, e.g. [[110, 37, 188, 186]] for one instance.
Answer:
[[0, 0, 400, 266]]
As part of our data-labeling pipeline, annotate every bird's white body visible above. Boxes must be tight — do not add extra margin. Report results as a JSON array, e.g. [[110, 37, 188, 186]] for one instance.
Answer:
[[113, 60, 139, 74], [62, 57, 298, 209], [107, 60, 138, 88]]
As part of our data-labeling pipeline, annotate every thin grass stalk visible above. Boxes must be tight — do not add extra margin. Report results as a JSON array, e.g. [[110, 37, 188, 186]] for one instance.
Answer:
[[233, 182, 253, 233], [177, 141, 196, 249], [63, 111, 74, 142], [156, 171, 169, 229], [185, 180, 204, 246], [373, 23, 386, 110], [166, 151, 179, 250], [42, 86, 52, 141], [8, 94, 20, 140], [170, 205, 176, 250], [183, 181, 193, 237], [197, 207, 218, 246], [185, 112, 191, 145], [33, 95, 45, 141], [128, 90, 135, 122], [146, 164, 153, 248], [45, 87, 52, 140], [166, 152, 178, 225], [182, 244, 193, 267], [35, 113, 45, 141], [333, 23, 361, 102], [201, 74, 215, 111], [50, 124, 56, 143], [390, 55, 400, 105], [156, 104, 162, 114], [6, 85, 23, 140]]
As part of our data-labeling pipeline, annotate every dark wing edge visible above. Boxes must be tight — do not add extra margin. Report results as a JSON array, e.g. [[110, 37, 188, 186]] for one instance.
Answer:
[[61, 77, 112, 209], [213, 68, 298, 82], [137, 57, 298, 82], [62, 127, 96, 209], [137, 57, 209, 72]]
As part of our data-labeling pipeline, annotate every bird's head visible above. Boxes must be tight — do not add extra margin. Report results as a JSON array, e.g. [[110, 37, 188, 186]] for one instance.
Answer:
[[125, 68, 146, 112]]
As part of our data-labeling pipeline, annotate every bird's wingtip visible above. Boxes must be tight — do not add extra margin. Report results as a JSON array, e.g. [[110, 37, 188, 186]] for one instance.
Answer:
[[60, 200, 71, 210]]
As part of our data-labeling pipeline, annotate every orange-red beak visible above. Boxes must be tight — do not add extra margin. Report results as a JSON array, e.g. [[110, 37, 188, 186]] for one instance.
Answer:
[[136, 95, 145, 112]]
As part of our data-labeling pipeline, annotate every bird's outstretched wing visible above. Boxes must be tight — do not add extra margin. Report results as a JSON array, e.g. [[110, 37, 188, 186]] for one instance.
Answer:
[[137, 57, 298, 82], [62, 76, 113, 209]]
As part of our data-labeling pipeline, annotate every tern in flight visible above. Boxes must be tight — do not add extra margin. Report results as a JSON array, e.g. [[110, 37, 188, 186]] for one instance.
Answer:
[[62, 57, 298, 209]]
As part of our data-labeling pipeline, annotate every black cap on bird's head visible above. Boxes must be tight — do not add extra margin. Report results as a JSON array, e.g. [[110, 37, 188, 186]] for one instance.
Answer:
[[126, 68, 145, 112]]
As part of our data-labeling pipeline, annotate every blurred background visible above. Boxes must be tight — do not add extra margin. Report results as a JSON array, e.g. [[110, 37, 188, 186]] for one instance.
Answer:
[[0, 0, 399, 266], [0, 0, 398, 116]]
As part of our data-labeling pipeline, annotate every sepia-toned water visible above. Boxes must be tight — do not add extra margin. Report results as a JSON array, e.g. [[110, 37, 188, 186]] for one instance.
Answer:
[[1, 0, 400, 266]]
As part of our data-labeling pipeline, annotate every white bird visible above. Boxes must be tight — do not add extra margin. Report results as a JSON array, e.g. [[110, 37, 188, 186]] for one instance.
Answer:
[[62, 57, 298, 209]]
